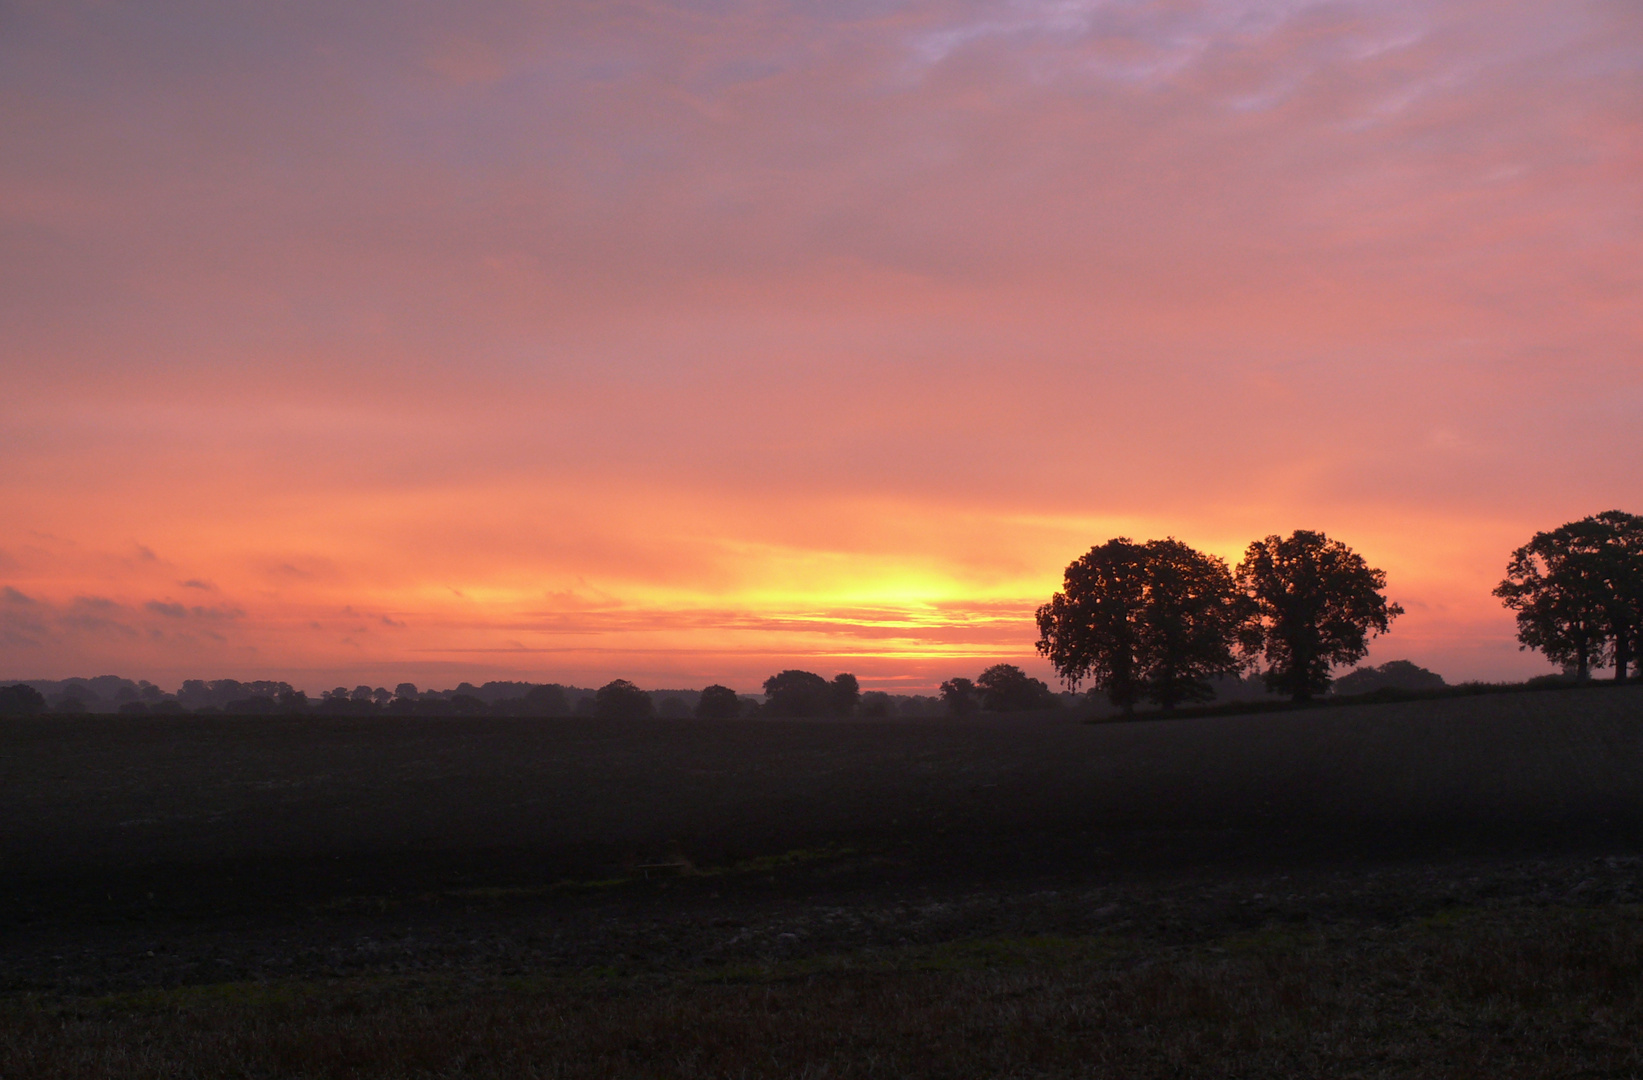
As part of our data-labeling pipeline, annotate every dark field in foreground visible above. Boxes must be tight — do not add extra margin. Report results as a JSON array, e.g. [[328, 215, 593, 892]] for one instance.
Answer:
[[7, 900, 1643, 1079], [3, 685, 1643, 1076]]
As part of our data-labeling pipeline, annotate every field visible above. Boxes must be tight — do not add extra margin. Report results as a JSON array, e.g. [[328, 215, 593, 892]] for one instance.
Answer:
[[4, 685, 1643, 1076]]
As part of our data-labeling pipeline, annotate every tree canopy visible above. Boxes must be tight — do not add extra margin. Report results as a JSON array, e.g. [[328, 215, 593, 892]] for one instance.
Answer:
[[695, 684, 742, 719], [1236, 530, 1402, 702], [973, 664, 1057, 712], [1035, 537, 1250, 712], [1494, 510, 1643, 681], [594, 678, 654, 719], [938, 677, 977, 715], [761, 670, 859, 717], [1332, 659, 1445, 695], [0, 684, 46, 716]]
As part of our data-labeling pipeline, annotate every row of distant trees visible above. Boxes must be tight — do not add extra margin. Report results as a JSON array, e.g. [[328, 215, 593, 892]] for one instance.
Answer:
[[6, 514, 1630, 720], [752, 664, 1062, 718], [0, 666, 1067, 720], [1496, 510, 1642, 681], [938, 665, 1059, 714], [1035, 530, 1402, 712]]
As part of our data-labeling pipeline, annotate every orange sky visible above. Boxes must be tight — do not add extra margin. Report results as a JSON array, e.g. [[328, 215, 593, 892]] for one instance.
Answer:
[[2, 0, 1640, 692]]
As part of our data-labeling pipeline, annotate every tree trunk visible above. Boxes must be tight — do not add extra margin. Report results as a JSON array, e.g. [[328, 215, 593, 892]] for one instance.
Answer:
[[1616, 628, 1632, 683]]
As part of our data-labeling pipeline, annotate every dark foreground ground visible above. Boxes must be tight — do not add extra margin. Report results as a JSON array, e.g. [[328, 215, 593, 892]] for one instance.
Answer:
[[3, 685, 1643, 1077]]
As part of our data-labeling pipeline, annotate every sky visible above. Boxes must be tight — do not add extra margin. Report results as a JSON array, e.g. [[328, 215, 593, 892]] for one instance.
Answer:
[[1, 0, 1639, 694]]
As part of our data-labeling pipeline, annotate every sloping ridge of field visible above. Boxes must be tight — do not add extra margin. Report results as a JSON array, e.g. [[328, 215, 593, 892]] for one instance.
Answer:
[[3, 686, 1641, 915]]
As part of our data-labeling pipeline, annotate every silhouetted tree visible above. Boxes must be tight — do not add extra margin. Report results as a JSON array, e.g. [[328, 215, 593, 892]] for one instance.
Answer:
[[520, 683, 570, 716], [594, 679, 653, 719], [178, 679, 210, 709], [830, 673, 860, 716], [939, 677, 977, 715], [763, 670, 825, 715], [1035, 539, 1149, 711], [1596, 510, 1643, 681], [1137, 539, 1253, 708], [1237, 530, 1403, 702], [1037, 537, 1250, 712], [756, 670, 859, 717], [974, 664, 1056, 712], [0, 684, 46, 716], [695, 684, 742, 719], [1495, 511, 1643, 681], [1495, 520, 1610, 680]]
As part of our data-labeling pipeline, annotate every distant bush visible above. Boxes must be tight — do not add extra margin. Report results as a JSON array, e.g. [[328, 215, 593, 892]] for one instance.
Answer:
[[1525, 672, 1588, 689], [695, 685, 741, 719], [0, 684, 47, 715], [595, 680, 654, 720], [1332, 660, 1446, 696]]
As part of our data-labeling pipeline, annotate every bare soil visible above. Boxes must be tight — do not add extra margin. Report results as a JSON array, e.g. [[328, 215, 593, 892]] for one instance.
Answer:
[[3, 685, 1643, 1075]]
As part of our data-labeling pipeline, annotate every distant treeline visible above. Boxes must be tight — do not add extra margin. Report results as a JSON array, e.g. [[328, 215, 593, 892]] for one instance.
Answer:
[[0, 661, 1451, 719], [0, 677, 746, 718]]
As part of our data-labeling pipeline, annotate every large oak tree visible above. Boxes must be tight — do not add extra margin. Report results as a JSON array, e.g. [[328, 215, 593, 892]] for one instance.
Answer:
[[1036, 538, 1249, 712], [1494, 510, 1643, 681], [1236, 530, 1402, 702]]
